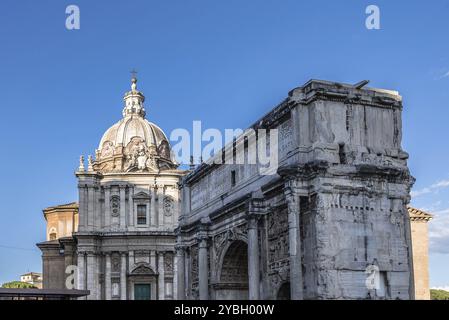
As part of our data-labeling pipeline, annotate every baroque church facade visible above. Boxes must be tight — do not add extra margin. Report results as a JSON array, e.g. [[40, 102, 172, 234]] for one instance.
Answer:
[[38, 77, 432, 300], [39, 77, 186, 300]]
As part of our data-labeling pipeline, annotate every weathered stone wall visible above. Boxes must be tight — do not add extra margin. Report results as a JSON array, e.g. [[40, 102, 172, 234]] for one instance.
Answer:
[[178, 79, 415, 300]]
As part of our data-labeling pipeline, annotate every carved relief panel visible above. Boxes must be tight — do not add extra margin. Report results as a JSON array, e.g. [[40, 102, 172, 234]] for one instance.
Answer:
[[267, 208, 290, 274], [163, 196, 174, 217], [110, 196, 120, 217], [190, 245, 199, 298], [111, 254, 121, 273], [164, 252, 174, 274]]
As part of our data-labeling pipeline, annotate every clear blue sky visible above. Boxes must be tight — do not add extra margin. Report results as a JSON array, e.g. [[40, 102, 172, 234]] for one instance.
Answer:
[[1, 0, 448, 289]]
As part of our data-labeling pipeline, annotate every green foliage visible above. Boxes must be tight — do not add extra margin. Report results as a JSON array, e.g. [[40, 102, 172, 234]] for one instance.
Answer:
[[430, 289, 449, 300], [1, 281, 37, 289]]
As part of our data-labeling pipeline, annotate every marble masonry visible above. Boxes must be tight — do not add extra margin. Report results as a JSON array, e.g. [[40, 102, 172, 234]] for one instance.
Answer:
[[38, 78, 431, 300], [176, 80, 420, 300]]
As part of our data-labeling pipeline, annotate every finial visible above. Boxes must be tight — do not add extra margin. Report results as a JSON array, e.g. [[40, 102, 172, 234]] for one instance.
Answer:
[[78, 155, 85, 172], [130, 69, 138, 91], [87, 155, 94, 172]]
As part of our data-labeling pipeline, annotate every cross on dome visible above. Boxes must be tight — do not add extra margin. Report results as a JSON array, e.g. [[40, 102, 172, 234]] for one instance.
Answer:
[[123, 71, 146, 118]]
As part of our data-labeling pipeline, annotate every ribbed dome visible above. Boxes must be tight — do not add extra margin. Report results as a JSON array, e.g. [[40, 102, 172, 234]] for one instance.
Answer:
[[93, 77, 177, 173], [98, 116, 169, 154]]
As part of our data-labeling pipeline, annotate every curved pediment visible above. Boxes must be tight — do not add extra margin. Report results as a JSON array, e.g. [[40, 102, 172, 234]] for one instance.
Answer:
[[130, 263, 155, 275]]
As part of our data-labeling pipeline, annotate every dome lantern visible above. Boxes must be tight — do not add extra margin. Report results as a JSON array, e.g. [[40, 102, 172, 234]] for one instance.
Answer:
[[91, 75, 177, 174], [122, 75, 146, 118]]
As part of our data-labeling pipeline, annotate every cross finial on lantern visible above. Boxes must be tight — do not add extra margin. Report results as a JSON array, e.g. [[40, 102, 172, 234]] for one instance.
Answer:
[[130, 69, 138, 91]]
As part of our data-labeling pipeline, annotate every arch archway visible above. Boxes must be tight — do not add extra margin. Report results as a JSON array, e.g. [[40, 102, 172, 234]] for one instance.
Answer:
[[277, 282, 291, 300], [215, 240, 249, 300]]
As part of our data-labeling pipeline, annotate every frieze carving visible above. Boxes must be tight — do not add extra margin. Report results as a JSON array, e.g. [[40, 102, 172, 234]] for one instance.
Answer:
[[164, 196, 174, 217], [269, 264, 290, 287], [190, 245, 199, 298], [100, 141, 115, 158], [131, 262, 155, 275], [124, 137, 159, 172], [278, 119, 293, 159], [267, 209, 289, 273]]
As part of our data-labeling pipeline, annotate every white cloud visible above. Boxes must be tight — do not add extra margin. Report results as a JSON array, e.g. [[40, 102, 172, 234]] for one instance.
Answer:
[[411, 179, 449, 198], [411, 187, 432, 197], [432, 285, 449, 291], [432, 180, 449, 188], [428, 207, 449, 254], [439, 71, 449, 79]]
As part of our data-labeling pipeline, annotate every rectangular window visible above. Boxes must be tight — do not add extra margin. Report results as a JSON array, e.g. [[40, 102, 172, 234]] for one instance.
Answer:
[[231, 170, 236, 187], [137, 204, 147, 225]]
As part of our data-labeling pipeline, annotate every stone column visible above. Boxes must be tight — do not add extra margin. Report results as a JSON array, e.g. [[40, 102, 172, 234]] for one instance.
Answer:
[[120, 253, 127, 300], [176, 247, 185, 300], [151, 186, 157, 226], [173, 252, 178, 300], [185, 249, 190, 299], [158, 252, 165, 300], [173, 186, 180, 225], [128, 251, 135, 271], [87, 186, 94, 228], [86, 253, 96, 300], [119, 185, 126, 228], [285, 183, 303, 300], [105, 253, 112, 300], [94, 187, 101, 229], [182, 185, 191, 214], [247, 215, 260, 300], [104, 186, 111, 227], [198, 237, 209, 300], [78, 184, 86, 229], [96, 255, 102, 299], [129, 186, 134, 227], [77, 252, 86, 293], [150, 250, 156, 271], [158, 186, 165, 227]]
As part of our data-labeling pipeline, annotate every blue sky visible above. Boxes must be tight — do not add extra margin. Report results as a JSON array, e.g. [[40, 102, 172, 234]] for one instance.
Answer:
[[0, 0, 448, 289]]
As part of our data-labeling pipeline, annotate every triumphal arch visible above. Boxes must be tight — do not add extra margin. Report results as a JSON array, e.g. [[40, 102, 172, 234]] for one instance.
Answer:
[[176, 79, 415, 300]]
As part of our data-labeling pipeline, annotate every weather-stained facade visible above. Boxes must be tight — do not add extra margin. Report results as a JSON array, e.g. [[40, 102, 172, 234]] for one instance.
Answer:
[[176, 80, 419, 300], [38, 78, 432, 300]]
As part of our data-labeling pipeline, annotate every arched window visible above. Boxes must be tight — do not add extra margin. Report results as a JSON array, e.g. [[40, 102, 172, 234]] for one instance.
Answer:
[[49, 227, 57, 241]]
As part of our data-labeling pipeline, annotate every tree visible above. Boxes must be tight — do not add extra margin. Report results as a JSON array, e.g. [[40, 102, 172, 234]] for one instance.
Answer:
[[430, 289, 449, 300], [1, 281, 37, 289]]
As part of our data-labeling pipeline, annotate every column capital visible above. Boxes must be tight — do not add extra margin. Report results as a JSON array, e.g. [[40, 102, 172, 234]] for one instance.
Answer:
[[247, 215, 260, 229], [174, 244, 186, 253], [196, 233, 210, 245], [246, 198, 266, 227]]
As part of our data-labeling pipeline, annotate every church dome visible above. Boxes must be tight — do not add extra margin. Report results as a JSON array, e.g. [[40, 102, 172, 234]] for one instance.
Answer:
[[98, 116, 169, 155], [93, 76, 177, 173]]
